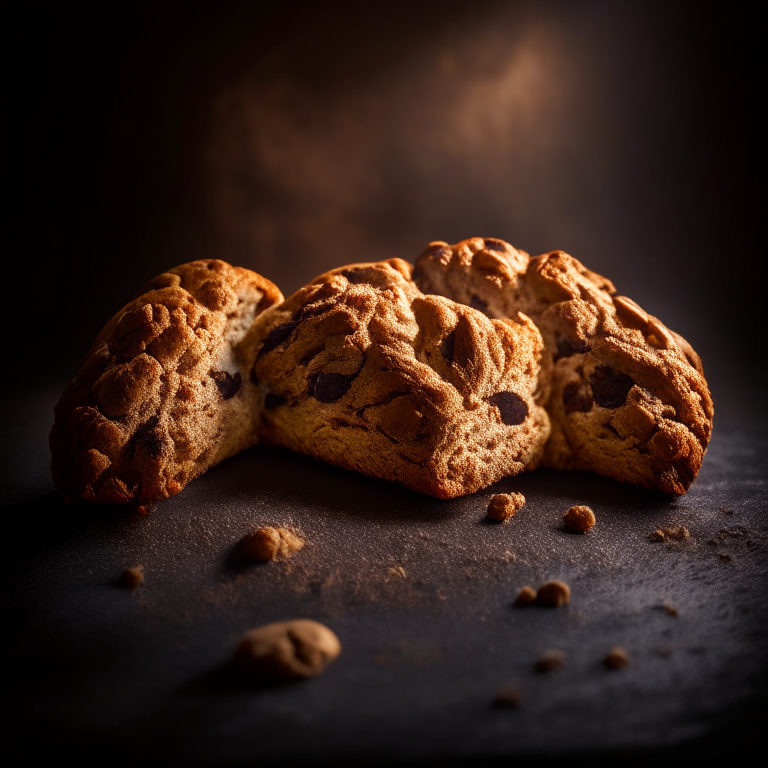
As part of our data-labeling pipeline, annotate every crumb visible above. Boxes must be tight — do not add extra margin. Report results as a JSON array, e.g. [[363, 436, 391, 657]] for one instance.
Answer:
[[535, 580, 570, 607], [656, 646, 672, 658], [650, 526, 690, 542], [486, 492, 525, 522], [603, 647, 629, 670], [121, 566, 144, 589], [387, 566, 407, 580], [718, 553, 732, 564], [242, 526, 305, 561], [663, 604, 678, 616], [563, 505, 595, 533], [234, 619, 341, 680], [535, 650, 564, 672], [136, 504, 152, 516], [493, 687, 521, 708], [720, 506, 734, 515], [515, 585, 537, 606]]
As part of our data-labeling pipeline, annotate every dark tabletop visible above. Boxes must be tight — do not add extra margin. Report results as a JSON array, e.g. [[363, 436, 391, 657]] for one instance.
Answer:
[[3, 386, 767, 766]]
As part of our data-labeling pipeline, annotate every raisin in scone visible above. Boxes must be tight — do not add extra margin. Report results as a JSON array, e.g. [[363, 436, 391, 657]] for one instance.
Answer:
[[413, 237, 713, 494], [50, 260, 283, 504], [251, 259, 550, 499]]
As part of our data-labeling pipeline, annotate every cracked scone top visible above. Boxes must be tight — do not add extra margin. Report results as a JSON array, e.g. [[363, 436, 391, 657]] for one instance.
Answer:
[[50, 259, 283, 504], [413, 237, 713, 494], [251, 259, 550, 499]]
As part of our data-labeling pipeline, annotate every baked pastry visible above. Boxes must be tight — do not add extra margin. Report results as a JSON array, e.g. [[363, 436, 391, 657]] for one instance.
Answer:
[[413, 237, 713, 494], [50, 259, 283, 505], [251, 258, 550, 498]]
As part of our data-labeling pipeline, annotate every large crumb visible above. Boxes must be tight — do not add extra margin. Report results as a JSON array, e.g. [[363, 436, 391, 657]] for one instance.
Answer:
[[563, 505, 595, 533], [242, 526, 305, 561], [234, 619, 341, 680], [486, 492, 526, 522]]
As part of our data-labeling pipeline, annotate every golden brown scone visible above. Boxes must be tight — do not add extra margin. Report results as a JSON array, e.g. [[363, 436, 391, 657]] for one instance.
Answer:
[[251, 259, 550, 499], [413, 237, 713, 494], [50, 259, 283, 504]]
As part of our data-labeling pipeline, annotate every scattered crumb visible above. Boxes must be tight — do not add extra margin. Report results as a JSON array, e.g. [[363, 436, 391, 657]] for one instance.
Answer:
[[515, 585, 537, 606], [720, 506, 734, 515], [136, 504, 152, 516], [663, 603, 678, 616], [603, 647, 629, 670], [493, 687, 522, 708], [121, 566, 144, 589], [535, 580, 571, 607], [650, 526, 690, 542], [486, 492, 526, 522], [242, 526, 305, 561], [656, 646, 672, 658], [387, 566, 407, 581], [234, 619, 341, 680], [535, 650, 564, 672], [718, 554, 732, 564], [563, 505, 596, 534]]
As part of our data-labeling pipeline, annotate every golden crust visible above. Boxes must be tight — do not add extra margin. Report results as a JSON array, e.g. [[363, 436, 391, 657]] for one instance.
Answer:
[[251, 258, 550, 499], [413, 237, 713, 494], [50, 259, 283, 504]]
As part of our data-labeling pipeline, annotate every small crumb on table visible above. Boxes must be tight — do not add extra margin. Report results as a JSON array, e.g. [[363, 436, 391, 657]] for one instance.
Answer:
[[515, 585, 538, 606], [486, 492, 526, 522], [493, 687, 522, 708], [242, 526, 305, 561], [563, 505, 595, 533], [603, 647, 629, 670], [535, 580, 571, 607], [535, 650, 564, 672], [121, 566, 144, 589], [650, 526, 690, 542]]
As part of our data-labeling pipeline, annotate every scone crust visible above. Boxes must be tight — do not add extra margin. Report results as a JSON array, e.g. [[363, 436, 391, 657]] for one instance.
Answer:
[[414, 237, 713, 494], [251, 259, 550, 499], [50, 259, 283, 504]]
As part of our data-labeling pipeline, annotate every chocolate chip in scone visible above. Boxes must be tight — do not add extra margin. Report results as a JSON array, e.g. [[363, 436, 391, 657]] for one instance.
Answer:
[[257, 321, 299, 359], [210, 369, 242, 399], [311, 371, 357, 403], [483, 238, 508, 253], [340, 267, 383, 285], [589, 366, 635, 409], [562, 381, 593, 414], [440, 331, 456, 364], [554, 336, 592, 360], [264, 393, 287, 409], [133, 416, 166, 459], [489, 391, 528, 426]]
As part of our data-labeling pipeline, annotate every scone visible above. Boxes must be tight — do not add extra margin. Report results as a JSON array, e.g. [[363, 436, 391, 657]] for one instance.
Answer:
[[50, 259, 283, 504], [413, 237, 713, 494], [251, 259, 550, 499]]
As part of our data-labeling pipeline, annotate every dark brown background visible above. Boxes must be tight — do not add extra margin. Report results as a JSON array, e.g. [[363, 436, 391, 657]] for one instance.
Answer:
[[9, 0, 766, 430]]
